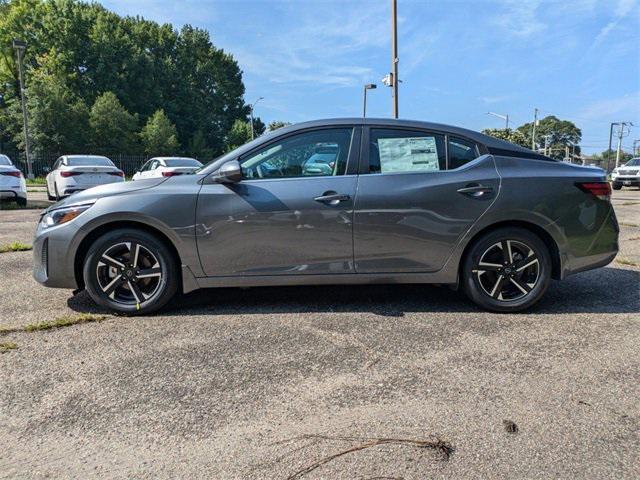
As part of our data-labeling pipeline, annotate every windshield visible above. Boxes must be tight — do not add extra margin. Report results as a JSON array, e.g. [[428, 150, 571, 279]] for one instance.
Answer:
[[624, 158, 640, 167], [0, 155, 12, 166], [164, 158, 202, 167], [67, 156, 114, 166]]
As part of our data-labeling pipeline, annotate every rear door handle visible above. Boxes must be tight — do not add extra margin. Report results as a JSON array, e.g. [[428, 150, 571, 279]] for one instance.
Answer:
[[457, 184, 494, 197], [314, 192, 351, 205]]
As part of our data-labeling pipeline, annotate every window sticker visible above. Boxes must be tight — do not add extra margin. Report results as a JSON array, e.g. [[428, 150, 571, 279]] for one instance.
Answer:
[[377, 137, 439, 173]]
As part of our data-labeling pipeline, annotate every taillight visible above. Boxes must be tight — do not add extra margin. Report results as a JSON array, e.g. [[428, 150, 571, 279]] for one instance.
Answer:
[[60, 171, 82, 178], [162, 171, 183, 177], [576, 182, 611, 200], [108, 171, 124, 177], [0, 170, 22, 178]]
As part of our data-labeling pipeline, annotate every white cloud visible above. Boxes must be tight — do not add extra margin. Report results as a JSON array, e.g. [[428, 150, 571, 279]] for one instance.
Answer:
[[579, 92, 640, 120], [592, 0, 638, 46], [492, 0, 547, 37]]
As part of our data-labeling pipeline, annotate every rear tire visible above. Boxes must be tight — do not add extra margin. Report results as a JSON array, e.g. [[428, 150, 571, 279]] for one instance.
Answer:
[[54, 183, 60, 201], [83, 228, 179, 315], [46, 183, 54, 201], [16, 196, 27, 207], [462, 227, 552, 312], [612, 183, 622, 190]]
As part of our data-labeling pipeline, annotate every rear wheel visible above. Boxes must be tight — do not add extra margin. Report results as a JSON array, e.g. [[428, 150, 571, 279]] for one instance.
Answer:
[[16, 196, 27, 207], [612, 183, 622, 190], [54, 182, 60, 201], [462, 227, 552, 312], [83, 228, 179, 315]]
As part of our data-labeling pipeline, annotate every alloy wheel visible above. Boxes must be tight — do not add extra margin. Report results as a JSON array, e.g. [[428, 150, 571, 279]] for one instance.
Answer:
[[96, 242, 163, 306], [472, 240, 540, 302]]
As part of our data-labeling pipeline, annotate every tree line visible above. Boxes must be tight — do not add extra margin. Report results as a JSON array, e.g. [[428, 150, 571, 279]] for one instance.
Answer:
[[0, 0, 289, 160]]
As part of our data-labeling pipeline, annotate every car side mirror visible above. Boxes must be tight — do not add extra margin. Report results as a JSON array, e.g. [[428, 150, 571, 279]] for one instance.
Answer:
[[213, 160, 242, 183]]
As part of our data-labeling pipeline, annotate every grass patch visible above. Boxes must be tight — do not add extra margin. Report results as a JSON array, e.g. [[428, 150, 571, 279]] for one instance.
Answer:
[[0, 202, 48, 210], [616, 257, 640, 267], [0, 241, 32, 253], [25, 177, 46, 185], [621, 202, 640, 206], [0, 342, 18, 353], [620, 222, 640, 228], [0, 314, 107, 336]]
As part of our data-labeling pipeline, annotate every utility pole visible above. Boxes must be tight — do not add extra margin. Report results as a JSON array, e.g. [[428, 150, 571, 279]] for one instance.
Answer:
[[391, 0, 399, 119], [12, 39, 33, 179], [614, 122, 632, 168], [606, 122, 616, 172], [633, 139, 640, 156], [249, 96, 263, 140], [531, 108, 538, 150]]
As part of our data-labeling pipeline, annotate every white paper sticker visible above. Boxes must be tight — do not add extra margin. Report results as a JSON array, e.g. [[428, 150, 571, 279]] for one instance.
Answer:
[[377, 137, 440, 173]]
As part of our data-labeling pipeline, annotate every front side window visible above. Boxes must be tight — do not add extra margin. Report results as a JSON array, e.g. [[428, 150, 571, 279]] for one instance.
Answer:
[[448, 137, 479, 170], [241, 128, 353, 179], [369, 129, 446, 174]]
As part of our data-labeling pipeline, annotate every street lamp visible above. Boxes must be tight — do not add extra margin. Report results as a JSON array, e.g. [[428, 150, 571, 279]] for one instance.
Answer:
[[487, 111, 510, 130], [249, 96, 264, 140], [12, 39, 33, 179], [363, 84, 376, 118]]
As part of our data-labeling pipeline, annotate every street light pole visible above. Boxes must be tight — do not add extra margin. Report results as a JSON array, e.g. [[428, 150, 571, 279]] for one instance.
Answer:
[[487, 111, 509, 130], [531, 108, 538, 150], [363, 84, 377, 118], [12, 39, 33, 179], [391, 0, 398, 119], [606, 122, 616, 172], [249, 96, 264, 140]]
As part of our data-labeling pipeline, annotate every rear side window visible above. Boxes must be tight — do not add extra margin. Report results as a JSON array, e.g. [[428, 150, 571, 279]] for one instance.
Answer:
[[448, 137, 479, 170], [369, 129, 446, 174], [0, 155, 11, 165]]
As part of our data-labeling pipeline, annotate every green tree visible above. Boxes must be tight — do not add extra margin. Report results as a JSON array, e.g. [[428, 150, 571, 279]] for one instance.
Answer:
[[140, 109, 179, 155], [517, 116, 581, 159], [89, 92, 138, 152], [267, 120, 291, 131], [187, 129, 213, 160], [225, 119, 252, 151], [481, 128, 529, 148], [252, 116, 266, 137]]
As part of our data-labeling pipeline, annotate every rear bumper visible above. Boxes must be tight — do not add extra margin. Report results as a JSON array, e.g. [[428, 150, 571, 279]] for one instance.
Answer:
[[0, 188, 27, 200]]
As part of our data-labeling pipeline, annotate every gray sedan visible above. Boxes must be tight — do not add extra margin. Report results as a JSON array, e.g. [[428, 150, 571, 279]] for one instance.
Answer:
[[33, 118, 619, 314]]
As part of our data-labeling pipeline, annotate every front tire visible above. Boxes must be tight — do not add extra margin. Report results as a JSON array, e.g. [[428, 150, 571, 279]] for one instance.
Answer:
[[83, 228, 179, 315], [612, 183, 622, 190], [462, 227, 552, 312]]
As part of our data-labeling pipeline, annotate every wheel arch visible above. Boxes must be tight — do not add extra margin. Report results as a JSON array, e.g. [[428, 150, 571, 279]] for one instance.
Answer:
[[459, 220, 562, 280], [74, 220, 182, 290]]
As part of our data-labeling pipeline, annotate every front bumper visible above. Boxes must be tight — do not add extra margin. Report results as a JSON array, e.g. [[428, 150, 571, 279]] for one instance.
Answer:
[[32, 217, 82, 289], [612, 177, 640, 186]]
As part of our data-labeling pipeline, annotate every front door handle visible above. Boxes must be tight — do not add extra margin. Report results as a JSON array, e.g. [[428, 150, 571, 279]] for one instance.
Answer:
[[457, 184, 494, 197], [314, 191, 351, 205]]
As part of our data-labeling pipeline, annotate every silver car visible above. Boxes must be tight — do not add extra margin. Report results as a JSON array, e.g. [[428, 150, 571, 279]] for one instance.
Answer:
[[33, 119, 619, 314]]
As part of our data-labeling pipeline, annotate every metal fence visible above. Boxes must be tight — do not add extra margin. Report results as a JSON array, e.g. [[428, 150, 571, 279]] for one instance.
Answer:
[[0, 150, 150, 177]]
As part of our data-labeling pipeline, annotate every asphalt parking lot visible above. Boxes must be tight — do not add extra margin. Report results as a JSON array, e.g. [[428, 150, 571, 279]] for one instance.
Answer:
[[1, 190, 638, 479]]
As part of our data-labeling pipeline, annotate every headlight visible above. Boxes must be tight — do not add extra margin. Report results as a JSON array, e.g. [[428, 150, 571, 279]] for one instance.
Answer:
[[40, 203, 93, 229]]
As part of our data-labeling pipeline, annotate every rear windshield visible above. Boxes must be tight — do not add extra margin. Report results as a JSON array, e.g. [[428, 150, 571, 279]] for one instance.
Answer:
[[164, 159, 202, 167], [67, 157, 114, 166], [0, 155, 12, 166]]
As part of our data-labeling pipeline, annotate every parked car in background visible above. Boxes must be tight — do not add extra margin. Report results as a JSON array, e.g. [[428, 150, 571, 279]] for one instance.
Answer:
[[45, 155, 124, 200], [0, 154, 27, 206], [131, 157, 202, 181], [33, 118, 619, 315], [611, 158, 640, 189]]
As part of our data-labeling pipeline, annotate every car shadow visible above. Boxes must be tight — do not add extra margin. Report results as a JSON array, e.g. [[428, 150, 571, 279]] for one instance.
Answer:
[[67, 266, 640, 316]]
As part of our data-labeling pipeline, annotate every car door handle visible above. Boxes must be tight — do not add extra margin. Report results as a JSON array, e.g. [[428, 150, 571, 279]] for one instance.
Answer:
[[457, 184, 494, 197], [314, 192, 351, 204]]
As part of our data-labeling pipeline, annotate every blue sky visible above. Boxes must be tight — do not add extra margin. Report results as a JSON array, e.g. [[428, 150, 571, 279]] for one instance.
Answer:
[[102, 0, 640, 155]]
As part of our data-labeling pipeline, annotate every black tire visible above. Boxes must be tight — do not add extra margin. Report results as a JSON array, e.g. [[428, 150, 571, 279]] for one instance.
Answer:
[[83, 228, 179, 315], [462, 227, 552, 312], [612, 183, 622, 190], [16, 196, 27, 207]]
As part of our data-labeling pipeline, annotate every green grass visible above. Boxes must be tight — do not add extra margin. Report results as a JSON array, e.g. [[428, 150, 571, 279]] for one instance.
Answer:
[[0, 342, 18, 353], [616, 257, 640, 268], [25, 177, 46, 185], [0, 241, 32, 253], [620, 222, 640, 228], [0, 313, 107, 336]]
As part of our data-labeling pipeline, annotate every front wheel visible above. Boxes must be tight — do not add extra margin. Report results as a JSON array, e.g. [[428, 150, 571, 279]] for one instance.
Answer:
[[612, 183, 622, 190], [462, 227, 552, 312], [83, 228, 179, 315]]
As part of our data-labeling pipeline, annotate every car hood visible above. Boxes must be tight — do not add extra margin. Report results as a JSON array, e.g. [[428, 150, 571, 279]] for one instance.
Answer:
[[46, 177, 168, 211]]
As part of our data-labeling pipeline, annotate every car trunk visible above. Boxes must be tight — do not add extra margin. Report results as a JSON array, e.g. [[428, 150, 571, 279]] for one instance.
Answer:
[[63, 166, 122, 185]]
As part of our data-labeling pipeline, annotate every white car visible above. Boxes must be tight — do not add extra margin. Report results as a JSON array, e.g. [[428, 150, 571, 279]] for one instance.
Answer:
[[0, 154, 27, 206], [45, 155, 124, 200], [611, 158, 640, 190], [131, 157, 202, 181]]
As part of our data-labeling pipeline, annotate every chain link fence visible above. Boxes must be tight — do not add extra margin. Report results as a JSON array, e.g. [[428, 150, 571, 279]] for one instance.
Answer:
[[0, 150, 150, 178]]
